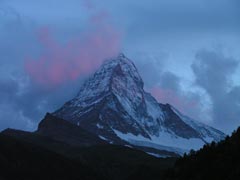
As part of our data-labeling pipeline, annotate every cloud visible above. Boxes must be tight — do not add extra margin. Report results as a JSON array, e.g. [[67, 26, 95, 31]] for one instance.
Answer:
[[148, 71, 208, 122], [192, 49, 240, 132], [25, 4, 121, 88], [130, 52, 211, 124], [0, 0, 121, 131], [103, 0, 240, 41], [0, 76, 33, 131], [0, 72, 85, 131], [132, 52, 167, 88], [0, 104, 34, 131]]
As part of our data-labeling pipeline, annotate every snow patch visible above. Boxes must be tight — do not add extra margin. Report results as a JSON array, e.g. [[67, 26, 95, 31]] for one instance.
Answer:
[[171, 105, 225, 142], [146, 152, 169, 158], [96, 123, 104, 129], [124, 144, 133, 148], [98, 135, 108, 141], [145, 93, 163, 120], [113, 129, 205, 154]]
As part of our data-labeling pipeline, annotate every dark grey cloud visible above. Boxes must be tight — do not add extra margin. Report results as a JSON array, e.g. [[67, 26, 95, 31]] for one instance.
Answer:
[[0, 77, 33, 130], [0, 71, 84, 131], [131, 52, 167, 88], [150, 71, 208, 123], [192, 49, 240, 133], [130, 52, 207, 123], [0, 6, 85, 131], [158, 72, 180, 92]]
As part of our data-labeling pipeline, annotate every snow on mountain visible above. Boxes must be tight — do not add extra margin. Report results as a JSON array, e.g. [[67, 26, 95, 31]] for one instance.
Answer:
[[170, 106, 225, 142], [54, 53, 225, 156]]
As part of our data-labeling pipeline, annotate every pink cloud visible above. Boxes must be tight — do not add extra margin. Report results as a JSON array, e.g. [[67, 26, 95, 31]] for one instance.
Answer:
[[25, 5, 121, 88]]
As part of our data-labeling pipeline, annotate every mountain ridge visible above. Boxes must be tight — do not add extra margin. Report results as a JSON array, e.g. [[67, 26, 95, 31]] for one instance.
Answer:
[[53, 53, 225, 156]]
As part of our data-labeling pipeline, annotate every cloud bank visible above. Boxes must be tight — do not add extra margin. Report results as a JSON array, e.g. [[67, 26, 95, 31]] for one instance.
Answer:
[[0, 0, 121, 131], [25, 2, 121, 88], [192, 49, 240, 132]]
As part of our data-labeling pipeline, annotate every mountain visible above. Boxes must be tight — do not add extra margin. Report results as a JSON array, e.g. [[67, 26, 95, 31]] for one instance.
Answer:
[[54, 53, 225, 156], [0, 53, 231, 180], [0, 117, 177, 180], [165, 127, 240, 180]]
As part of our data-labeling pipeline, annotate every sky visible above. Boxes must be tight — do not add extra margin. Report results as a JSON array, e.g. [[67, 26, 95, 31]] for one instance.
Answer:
[[0, 0, 240, 134]]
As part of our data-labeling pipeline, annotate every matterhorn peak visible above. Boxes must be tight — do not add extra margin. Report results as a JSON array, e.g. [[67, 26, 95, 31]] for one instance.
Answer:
[[70, 53, 144, 105], [101, 52, 141, 78], [54, 53, 225, 157], [117, 52, 126, 58]]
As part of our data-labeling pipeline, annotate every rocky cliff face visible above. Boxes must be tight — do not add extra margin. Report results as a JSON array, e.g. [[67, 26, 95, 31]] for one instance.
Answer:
[[54, 53, 225, 155]]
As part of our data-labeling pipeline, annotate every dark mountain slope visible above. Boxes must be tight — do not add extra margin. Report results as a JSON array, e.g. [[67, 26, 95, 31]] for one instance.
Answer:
[[1, 115, 177, 180], [0, 132, 177, 180], [0, 134, 103, 180], [3, 113, 179, 157], [36, 113, 107, 146]]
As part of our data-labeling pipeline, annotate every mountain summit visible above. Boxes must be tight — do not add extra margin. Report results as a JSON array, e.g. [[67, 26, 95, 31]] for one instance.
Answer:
[[54, 53, 225, 156]]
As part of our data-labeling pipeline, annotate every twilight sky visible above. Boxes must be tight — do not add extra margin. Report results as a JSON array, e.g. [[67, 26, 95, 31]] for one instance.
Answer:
[[0, 0, 240, 133]]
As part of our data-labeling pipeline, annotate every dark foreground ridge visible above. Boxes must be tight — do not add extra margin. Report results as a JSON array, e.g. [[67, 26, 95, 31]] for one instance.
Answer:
[[1, 121, 240, 180], [1, 113, 177, 180], [0, 134, 102, 180], [165, 127, 240, 180]]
